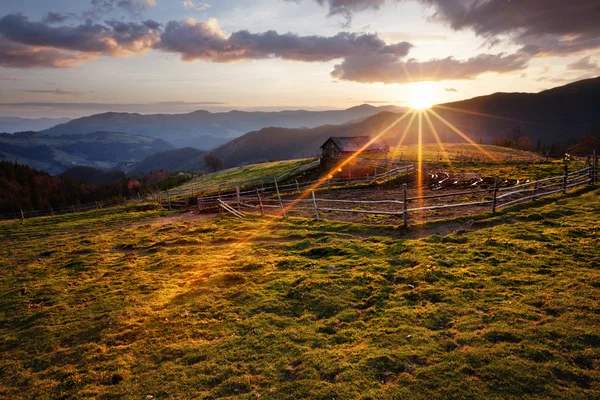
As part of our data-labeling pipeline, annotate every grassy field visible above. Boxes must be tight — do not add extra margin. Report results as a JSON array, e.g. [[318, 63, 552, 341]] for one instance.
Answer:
[[1, 185, 599, 398], [389, 143, 544, 163], [171, 159, 311, 197]]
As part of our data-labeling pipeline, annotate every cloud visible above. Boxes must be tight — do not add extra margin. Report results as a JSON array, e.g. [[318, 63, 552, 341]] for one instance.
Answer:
[[567, 55, 598, 71], [0, 37, 92, 68], [331, 52, 530, 83], [41, 12, 71, 24], [312, 0, 386, 25], [87, 0, 157, 17], [182, 1, 211, 11], [444, 87, 457, 92], [0, 14, 161, 60], [157, 17, 412, 62], [24, 89, 84, 96], [304, 0, 600, 55]]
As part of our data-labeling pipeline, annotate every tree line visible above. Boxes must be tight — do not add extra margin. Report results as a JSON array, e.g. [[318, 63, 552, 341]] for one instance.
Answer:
[[0, 161, 194, 214]]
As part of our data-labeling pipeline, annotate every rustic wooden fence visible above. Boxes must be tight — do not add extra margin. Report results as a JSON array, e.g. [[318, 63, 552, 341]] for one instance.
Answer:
[[216, 156, 597, 226]]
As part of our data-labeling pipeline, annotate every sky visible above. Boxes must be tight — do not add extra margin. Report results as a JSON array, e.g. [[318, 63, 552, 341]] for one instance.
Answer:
[[0, 0, 598, 118]]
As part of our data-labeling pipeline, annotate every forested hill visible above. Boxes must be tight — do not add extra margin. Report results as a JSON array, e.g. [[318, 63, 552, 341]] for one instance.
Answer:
[[0, 161, 192, 214]]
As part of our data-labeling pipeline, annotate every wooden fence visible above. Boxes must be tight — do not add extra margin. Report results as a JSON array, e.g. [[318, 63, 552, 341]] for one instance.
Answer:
[[217, 157, 597, 227]]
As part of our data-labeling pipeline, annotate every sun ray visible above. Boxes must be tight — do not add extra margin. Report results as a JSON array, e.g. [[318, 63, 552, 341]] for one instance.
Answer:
[[428, 108, 496, 161], [228, 110, 416, 250], [432, 104, 548, 126], [423, 109, 451, 164], [392, 111, 417, 152], [417, 111, 423, 212]]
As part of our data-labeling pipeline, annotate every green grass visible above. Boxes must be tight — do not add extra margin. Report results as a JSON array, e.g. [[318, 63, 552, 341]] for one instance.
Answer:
[[389, 143, 544, 162], [171, 159, 312, 197], [1, 188, 599, 398]]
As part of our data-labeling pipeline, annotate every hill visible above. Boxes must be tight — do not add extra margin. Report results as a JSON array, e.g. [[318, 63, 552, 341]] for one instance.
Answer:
[[0, 131, 174, 175], [1, 186, 599, 398], [128, 147, 207, 173], [0, 161, 190, 214], [212, 112, 407, 168], [433, 76, 600, 143], [40, 105, 404, 149], [211, 77, 600, 167], [60, 166, 126, 185], [0, 117, 70, 133]]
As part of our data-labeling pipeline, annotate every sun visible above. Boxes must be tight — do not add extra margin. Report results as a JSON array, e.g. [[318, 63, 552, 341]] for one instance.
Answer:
[[408, 82, 435, 110]]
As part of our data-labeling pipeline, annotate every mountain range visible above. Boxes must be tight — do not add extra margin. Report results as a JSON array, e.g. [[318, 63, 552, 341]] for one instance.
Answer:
[[0, 131, 173, 175], [200, 77, 599, 167], [1, 76, 599, 174], [41, 105, 405, 149], [0, 117, 71, 133]]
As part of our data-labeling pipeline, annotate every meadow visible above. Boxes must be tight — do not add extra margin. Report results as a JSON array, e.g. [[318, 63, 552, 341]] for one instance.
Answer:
[[1, 183, 599, 399]]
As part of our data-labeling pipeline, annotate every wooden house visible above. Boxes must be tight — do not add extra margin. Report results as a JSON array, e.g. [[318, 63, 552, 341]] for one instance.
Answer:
[[321, 136, 389, 158]]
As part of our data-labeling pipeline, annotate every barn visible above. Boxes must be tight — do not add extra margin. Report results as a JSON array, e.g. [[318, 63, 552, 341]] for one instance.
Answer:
[[321, 136, 389, 158]]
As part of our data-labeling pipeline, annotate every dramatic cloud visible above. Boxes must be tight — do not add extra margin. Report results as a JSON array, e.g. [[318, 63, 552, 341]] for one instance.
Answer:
[[331, 52, 530, 83], [304, 0, 600, 55], [0, 14, 161, 59], [567, 55, 598, 71], [158, 17, 412, 62], [183, 1, 211, 11], [0, 37, 91, 68]]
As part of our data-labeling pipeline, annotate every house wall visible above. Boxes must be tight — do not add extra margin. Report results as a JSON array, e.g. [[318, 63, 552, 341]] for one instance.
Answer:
[[321, 141, 342, 158]]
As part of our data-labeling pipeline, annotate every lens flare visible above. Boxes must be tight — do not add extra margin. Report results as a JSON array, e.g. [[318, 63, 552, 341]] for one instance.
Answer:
[[408, 82, 435, 110]]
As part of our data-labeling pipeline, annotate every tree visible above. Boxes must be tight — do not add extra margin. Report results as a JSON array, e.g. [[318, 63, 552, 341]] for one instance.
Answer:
[[516, 136, 532, 151], [203, 153, 223, 173]]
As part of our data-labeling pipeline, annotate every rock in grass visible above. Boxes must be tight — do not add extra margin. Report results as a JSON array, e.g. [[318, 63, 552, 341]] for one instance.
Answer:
[[111, 374, 123, 385]]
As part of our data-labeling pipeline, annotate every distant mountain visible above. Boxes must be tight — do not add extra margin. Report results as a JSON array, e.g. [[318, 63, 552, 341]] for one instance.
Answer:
[[128, 147, 207, 173], [433, 76, 600, 143], [0, 131, 174, 175], [211, 77, 600, 166], [40, 105, 405, 149], [212, 112, 408, 168], [0, 117, 71, 133]]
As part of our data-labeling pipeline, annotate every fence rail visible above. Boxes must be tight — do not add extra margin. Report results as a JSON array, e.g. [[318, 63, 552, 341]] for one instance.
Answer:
[[216, 156, 597, 227]]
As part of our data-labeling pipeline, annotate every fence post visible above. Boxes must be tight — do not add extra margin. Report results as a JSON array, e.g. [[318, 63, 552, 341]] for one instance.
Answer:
[[274, 178, 287, 218], [168, 191, 172, 211], [311, 191, 320, 221], [563, 163, 568, 194], [593, 150, 597, 185], [21, 209, 24, 223], [533, 174, 538, 194], [72, 204, 75, 213], [402, 183, 408, 228], [256, 188, 264, 216], [295, 180, 300, 192], [492, 177, 499, 213], [50, 207, 54, 217], [198, 195, 203, 211], [236, 186, 241, 211], [327, 177, 331, 190]]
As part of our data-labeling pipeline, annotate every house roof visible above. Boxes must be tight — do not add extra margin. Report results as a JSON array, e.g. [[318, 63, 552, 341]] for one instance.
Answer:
[[321, 136, 389, 152]]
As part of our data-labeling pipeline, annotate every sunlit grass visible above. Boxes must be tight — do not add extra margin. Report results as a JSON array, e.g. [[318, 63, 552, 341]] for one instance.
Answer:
[[1, 187, 599, 398]]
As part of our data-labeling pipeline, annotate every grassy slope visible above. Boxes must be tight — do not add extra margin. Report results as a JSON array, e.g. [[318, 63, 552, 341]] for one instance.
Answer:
[[171, 159, 311, 196], [388, 143, 544, 162], [1, 188, 599, 399]]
